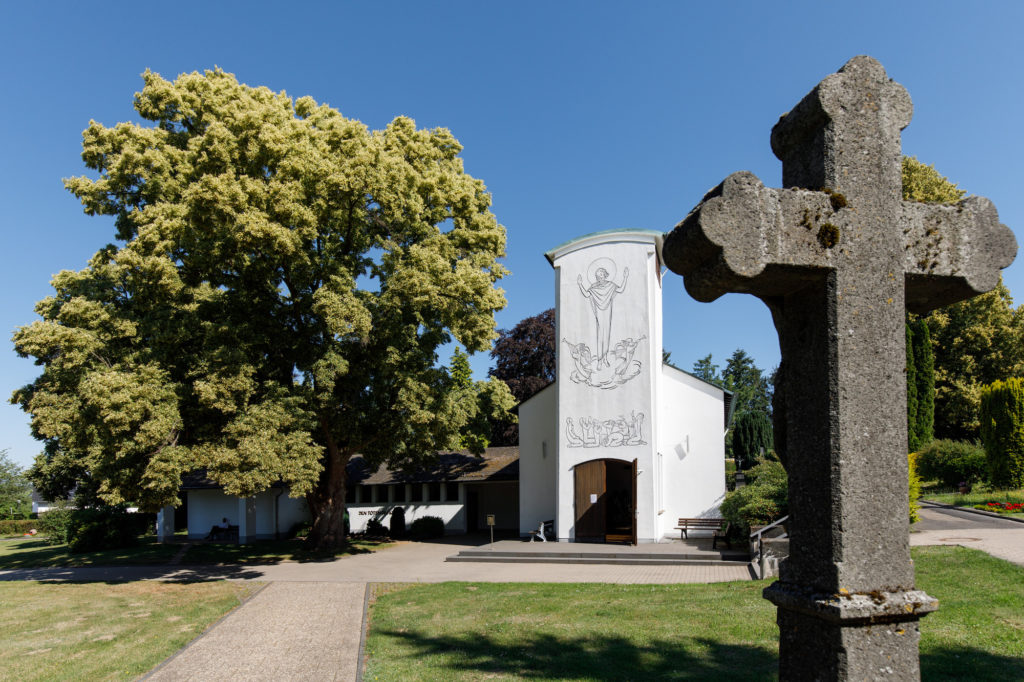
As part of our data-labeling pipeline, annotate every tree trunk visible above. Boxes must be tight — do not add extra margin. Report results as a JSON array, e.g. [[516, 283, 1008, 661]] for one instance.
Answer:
[[306, 430, 351, 550]]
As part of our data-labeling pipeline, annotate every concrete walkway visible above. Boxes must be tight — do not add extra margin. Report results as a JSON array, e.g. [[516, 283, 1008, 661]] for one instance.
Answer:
[[146, 582, 365, 681], [910, 501, 1024, 567]]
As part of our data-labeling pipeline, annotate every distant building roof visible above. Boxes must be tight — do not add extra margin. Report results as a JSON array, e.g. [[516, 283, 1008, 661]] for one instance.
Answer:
[[180, 446, 520, 492], [347, 447, 520, 486]]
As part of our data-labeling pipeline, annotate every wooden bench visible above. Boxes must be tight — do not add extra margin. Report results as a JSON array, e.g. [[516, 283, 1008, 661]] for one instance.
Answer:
[[208, 525, 240, 542], [528, 519, 554, 542], [675, 518, 731, 548]]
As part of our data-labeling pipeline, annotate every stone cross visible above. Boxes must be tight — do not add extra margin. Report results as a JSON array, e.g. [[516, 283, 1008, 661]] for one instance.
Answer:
[[663, 56, 1016, 680]]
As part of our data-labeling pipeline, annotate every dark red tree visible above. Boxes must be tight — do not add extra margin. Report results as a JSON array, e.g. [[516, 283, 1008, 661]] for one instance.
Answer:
[[488, 308, 556, 445]]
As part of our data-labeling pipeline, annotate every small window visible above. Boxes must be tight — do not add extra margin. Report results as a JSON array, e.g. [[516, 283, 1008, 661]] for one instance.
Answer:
[[428, 482, 442, 502], [410, 483, 423, 502], [358, 485, 371, 503], [392, 484, 406, 503], [445, 482, 459, 502]]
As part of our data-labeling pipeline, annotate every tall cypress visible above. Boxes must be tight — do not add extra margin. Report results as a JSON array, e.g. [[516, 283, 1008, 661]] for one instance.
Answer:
[[912, 319, 935, 447], [906, 323, 919, 451]]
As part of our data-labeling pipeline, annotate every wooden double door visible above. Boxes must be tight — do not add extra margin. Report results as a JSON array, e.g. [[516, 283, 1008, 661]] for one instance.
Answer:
[[573, 458, 637, 544]]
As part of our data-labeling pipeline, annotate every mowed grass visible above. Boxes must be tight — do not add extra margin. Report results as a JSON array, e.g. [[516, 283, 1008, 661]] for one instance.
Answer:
[[365, 580, 778, 680], [0, 580, 261, 681], [364, 547, 1024, 681], [0, 537, 181, 570]]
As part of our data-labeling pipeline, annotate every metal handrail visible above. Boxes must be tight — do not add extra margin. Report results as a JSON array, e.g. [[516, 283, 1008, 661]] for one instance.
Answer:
[[750, 515, 789, 579], [750, 514, 789, 540]]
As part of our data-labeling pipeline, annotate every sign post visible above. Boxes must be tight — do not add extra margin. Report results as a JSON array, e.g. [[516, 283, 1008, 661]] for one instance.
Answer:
[[486, 514, 495, 547]]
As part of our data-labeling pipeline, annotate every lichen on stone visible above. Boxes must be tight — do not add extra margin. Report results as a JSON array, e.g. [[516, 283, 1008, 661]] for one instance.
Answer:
[[818, 222, 840, 249]]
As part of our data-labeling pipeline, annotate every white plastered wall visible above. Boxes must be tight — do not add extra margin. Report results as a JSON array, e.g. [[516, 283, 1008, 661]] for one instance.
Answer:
[[551, 232, 661, 542], [518, 384, 557, 536], [187, 489, 309, 541], [657, 364, 727, 538]]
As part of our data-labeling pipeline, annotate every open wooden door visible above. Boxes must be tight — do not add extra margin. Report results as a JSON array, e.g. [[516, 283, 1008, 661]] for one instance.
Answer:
[[631, 458, 638, 545], [574, 459, 606, 542]]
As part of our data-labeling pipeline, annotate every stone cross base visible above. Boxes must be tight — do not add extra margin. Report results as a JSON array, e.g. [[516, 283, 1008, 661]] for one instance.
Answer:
[[765, 582, 938, 679]]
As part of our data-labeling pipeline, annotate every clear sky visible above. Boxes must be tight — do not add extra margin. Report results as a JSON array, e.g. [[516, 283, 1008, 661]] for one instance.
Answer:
[[2, 2, 1022, 469]]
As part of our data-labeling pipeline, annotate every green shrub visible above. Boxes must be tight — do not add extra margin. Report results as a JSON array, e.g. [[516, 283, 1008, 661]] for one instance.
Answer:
[[66, 506, 151, 553], [0, 519, 38, 536], [979, 378, 1024, 488], [408, 515, 445, 539], [720, 460, 788, 532], [909, 451, 922, 524], [39, 501, 75, 545], [917, 439, 989, 488], [365, 518, 389, 537]]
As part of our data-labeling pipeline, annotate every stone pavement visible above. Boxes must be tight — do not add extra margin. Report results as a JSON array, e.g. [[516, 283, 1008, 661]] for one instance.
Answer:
[[146, 582, 364, 681], [910, 501, 1024, 567]]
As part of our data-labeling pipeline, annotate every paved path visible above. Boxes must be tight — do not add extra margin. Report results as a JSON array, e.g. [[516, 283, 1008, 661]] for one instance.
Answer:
[[146, 582, 364, 681], [910, 501, 1024, 567]]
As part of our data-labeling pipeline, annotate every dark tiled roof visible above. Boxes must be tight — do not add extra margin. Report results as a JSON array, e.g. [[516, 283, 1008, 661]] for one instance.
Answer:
[[347, 447, 520, 486], [181, 446, 520, 490]]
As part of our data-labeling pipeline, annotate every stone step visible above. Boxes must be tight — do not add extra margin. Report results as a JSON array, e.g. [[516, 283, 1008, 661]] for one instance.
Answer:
[[452, 549, 749, 561], [445, 554, 750, 566]]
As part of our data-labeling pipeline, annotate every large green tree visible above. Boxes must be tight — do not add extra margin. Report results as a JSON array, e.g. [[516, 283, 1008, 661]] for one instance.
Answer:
[[0, 450, 33, 519], [12, 69, 512, 548], [901, 156, 1024, 441]]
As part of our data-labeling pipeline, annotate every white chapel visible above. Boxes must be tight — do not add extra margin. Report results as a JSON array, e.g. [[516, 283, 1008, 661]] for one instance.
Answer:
[[518, 229, 730, 543]]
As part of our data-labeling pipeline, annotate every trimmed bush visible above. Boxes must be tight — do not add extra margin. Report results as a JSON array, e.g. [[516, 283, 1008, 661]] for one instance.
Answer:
[[979, 378, 1024, 488], [908, 451, 921, 524], [0, 519, 38, 536], [365, 518, 389, 537], [720, 460, 788, 532], [39, 502, 75, 545], [408, 515, 445, 540], [916, 439, 988, 489], [66, 506, 151, 553]]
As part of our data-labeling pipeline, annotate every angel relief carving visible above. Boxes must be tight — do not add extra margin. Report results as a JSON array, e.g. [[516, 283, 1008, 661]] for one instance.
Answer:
[[565, 257, 644, 390], [566, 411, 645, 448]]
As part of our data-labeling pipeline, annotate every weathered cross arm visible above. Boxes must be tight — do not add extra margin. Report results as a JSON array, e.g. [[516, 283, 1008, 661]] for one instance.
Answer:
[[664, 171, 851, 301], [902, 197, 1017, 313], [662, 55, 1017, 680]]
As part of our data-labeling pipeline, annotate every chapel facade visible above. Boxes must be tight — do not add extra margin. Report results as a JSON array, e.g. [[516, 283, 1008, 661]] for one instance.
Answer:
[[518, 230, 730, 543]]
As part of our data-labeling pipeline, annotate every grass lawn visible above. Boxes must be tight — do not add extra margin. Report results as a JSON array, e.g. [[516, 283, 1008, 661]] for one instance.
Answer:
[[0, 537, 182, 570], [180, 536, 392, 564], [0, 580, 261, 681], [923, 486, 1024, 516], [364, 546, 1024, 681]]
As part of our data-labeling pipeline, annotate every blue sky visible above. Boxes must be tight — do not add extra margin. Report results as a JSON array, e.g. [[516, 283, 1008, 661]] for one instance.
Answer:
[[2, 2, 1022, 469]]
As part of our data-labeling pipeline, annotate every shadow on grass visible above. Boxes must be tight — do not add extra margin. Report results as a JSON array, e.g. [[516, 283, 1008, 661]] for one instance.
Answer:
[[0, 537, 179, 570], [373, 631, 1024, 680], [921, 646, 1024, 681], [372, 630, 778, 680], [0, 562, 265, 583]]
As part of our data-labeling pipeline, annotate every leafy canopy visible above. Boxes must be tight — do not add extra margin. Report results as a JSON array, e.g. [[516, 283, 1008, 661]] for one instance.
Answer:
[[901, 156, 1023, 441], [12, 69, 511, 529], [0, 450, 33, 519]]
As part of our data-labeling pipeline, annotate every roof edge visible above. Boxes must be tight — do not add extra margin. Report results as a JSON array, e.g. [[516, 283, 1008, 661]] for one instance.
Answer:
[[545, 229, 665, 266]]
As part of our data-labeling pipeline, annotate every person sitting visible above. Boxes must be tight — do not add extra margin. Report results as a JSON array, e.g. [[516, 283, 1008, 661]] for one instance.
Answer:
[[206, 517, 231, 541]]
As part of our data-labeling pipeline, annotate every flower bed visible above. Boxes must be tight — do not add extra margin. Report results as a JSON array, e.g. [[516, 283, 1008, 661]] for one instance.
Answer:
[[974, 501, 1024, 514]]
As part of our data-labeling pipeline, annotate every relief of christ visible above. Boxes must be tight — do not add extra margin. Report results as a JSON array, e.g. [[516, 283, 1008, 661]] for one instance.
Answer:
[[577, 259, 628, 367]]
